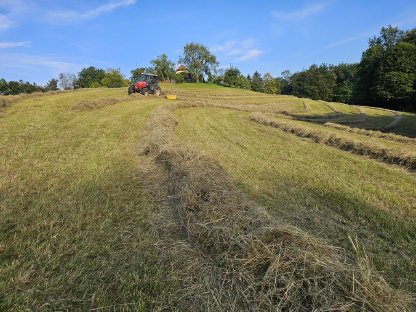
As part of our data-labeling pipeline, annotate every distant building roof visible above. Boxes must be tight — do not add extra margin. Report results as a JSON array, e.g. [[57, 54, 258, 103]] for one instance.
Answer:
[[176, 64, 189, 74]]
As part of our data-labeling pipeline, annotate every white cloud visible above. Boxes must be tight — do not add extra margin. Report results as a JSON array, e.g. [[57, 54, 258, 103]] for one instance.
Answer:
[[211, 40, 263, 62], [0, 53, 85, 83], [0, 41, 31, 49], [271, 2, 330, 21], [44, 0, 136, 24], [323, 33, 370, 49], [0, 14, 13, 30]]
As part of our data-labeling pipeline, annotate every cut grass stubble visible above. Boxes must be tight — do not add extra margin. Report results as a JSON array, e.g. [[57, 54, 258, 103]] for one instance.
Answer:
[[139, 101, 412, 311]]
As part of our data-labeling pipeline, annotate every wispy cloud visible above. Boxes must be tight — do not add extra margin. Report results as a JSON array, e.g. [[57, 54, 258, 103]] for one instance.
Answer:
[[44, 0, 136, 24], [0, 53, 85, 81], [211, 40, 263, 62], [271, 2, 330, 21], [0, 14, 13, 30], [324, 33, 370, 49], [0, 41, 31, 49]]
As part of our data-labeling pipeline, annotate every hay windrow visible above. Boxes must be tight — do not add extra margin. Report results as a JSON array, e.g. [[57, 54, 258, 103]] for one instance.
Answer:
[[139, 102, 413, 311], [250, 112, 416, 170], [324, 122, 416, 144], [72, 93, 163, 110], [1, 92, 57, 115], [72, 97, 128, 110]]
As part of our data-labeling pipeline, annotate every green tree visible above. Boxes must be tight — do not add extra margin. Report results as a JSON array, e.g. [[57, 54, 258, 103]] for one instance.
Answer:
[[332, 63, 358, 103], [235, 75, 251, 89], [376, 42, 416, 104], [45, 78, 59, 91], [151, 54, 175, 81], [0, 78, 8, 94], [224, 66, 241, 87], [76, 66, 105, 88], [279, 70, 292, 95], [101, 68, 128, 88], [353, 25, 416, 111], [250, 71, 264, 92], [291, 64, 336, 101], [179, 43, 218, 82], [263, 73, 280, 94]]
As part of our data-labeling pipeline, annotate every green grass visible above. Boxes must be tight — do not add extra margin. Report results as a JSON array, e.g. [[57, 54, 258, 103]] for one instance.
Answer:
[[174, 106, 416, 290], [394, 112, 416, 137], [0, 88, 168, 310], [1, 84, 415, 309]]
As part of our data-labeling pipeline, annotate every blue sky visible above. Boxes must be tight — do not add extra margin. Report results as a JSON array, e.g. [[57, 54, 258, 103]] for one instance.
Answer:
[[1, 0, 415, 84]]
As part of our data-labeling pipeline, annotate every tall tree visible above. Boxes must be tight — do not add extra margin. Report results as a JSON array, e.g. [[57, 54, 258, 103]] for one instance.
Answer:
[[224, 66, 241, 87], [151, 54, 175, 81], [58, 73, 77, 90], [263, 73, 280, 94], [76, 66, 105, 88], [179, 43, 218, 82], [279, 70, 292, 95], [101, 68, 128, 88], [45, 78, 59, 91], [291, 64, 336, 101], [332, 63, 358, 103], [353, 25, 416, 111], [250, 71, 263, 92], [375, 42, 416, 107]]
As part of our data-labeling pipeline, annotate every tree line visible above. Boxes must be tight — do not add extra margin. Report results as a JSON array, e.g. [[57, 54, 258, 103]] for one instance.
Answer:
[[1, 25, 414, 112], [213, 26, 415, 112], [0, 68, 129, 95]]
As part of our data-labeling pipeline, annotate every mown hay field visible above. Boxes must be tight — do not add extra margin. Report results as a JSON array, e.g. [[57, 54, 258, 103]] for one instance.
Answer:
[[1, 83, 415, 310]]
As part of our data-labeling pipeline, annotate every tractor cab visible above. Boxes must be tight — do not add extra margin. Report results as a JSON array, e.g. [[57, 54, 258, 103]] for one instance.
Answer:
[[137, 73, 159, 84], [128, 73, 161, 96]]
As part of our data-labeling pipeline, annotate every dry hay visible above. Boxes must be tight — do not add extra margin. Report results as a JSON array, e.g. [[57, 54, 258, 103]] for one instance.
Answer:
[[72, 97, 127, 110], [139, 102, 413, 311], [325, 122, 416, 145], [251, 112, 416, 170], [0, 91, 60, 116]]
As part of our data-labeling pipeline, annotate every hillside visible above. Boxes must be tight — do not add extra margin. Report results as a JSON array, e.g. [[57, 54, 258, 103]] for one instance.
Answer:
[[1, 84, 415, 310]]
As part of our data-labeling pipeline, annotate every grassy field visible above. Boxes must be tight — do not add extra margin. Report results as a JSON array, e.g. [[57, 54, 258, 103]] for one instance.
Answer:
[[174, 106, 416, 285], [0, 89, 168, 310], [1, 84, 415, 310]]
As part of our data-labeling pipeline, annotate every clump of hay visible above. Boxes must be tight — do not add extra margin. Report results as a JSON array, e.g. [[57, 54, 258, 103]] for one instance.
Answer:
[[250, 112, 416, 170], [325, 122, 416, 144], [72, 97, 125, 110], [139, 103, 414, 311]]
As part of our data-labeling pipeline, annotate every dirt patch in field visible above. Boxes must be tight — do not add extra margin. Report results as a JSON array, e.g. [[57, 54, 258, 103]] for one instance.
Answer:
[[138, 102, 413, 311]]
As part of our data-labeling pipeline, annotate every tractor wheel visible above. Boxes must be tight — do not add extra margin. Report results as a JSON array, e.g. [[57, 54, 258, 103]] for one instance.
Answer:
[[128, 85, 134, 95], [141, 88, 149, 96], [154, 87, 161, 96]]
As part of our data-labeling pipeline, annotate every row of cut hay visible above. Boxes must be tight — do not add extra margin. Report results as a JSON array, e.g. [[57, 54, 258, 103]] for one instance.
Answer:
[[0, 91, 63, 116], [0, 92, 56, 113], [178, 98, 300, 116], [139, 102, 413, 311], [71, 94, 144, 110], [324, 122, 416, 144], [250, 112, 416, 170], [72, 97, 125, 110]]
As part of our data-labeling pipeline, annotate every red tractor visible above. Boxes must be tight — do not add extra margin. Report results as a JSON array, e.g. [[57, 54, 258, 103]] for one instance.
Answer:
[[128, 73, 161, 96]]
